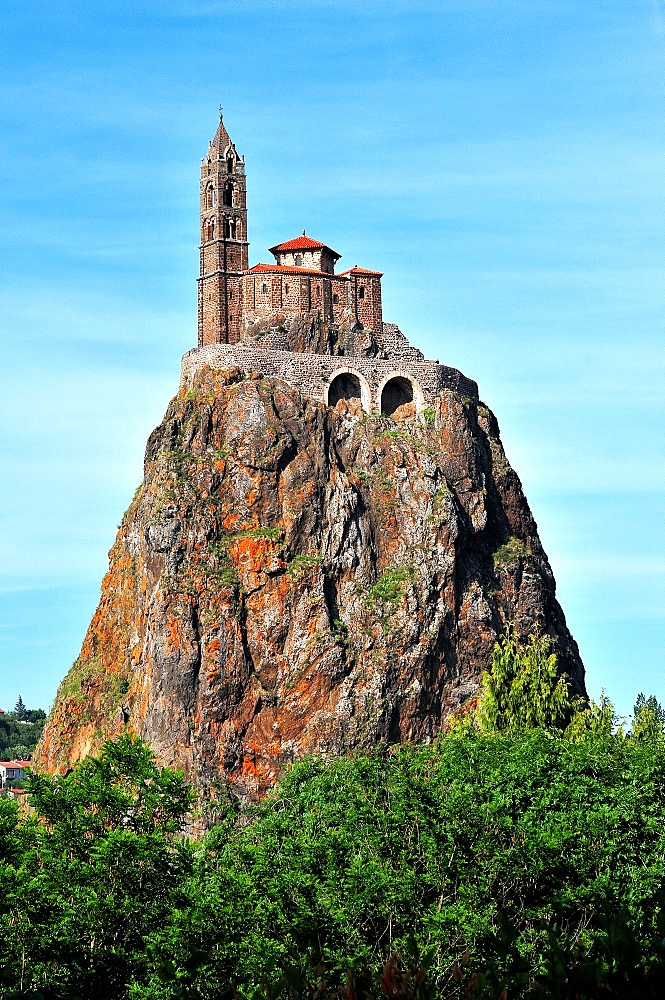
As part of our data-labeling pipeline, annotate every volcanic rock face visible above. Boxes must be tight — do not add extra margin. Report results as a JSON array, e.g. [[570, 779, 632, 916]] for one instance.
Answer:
[[38, 367, 584, 810], [240, 313, 385, 358]]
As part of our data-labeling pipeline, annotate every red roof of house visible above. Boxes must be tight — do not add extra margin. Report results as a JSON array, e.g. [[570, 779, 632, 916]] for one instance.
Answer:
[[337, 266, 383, 277], [247, 263, 344, 279], [268, 234, 341, 259], [2, 760, 31, 769]]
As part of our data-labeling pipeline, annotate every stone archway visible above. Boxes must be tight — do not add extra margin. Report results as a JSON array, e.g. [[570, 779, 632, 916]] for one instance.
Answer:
[[326, 368, 371, 413], [378, 373, 424, 419]]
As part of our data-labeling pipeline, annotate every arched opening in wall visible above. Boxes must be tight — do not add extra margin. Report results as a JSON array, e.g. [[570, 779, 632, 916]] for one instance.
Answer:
[[223, 183, 234, 207], [380, 376, 414, 418], [227, 156, 235, 174], [328, 372, 365, 413], [206, 184, 215, 208], [295, 254, 303, 266]]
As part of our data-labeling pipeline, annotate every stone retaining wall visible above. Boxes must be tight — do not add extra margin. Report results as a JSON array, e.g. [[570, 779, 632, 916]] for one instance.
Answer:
[[180, 337, 478, 414]]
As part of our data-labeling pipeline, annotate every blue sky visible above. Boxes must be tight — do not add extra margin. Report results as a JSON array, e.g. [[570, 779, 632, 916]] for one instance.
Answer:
[[1, 0, 663, 721]]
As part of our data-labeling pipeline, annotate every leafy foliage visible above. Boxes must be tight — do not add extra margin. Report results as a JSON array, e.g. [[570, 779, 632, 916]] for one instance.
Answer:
[[0, 734, 194, 998], [475, 629, 573, 733], [138, 732, 665, 998], [0, 698, 46, 760], [26, 732, 194, 837], [632, 693, 665, 741], [365, 566, 412, 610], [565, 690, 619, 741], [3, 708, 665, 996], [13, 696, 28, 721], [491, 537, 530, 570]]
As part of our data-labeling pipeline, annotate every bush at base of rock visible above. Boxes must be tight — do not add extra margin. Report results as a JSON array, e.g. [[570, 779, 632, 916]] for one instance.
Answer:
[[3, 726, 665, 998]]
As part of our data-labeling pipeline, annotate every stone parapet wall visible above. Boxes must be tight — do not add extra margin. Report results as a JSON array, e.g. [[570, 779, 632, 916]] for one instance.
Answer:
[[376, 323, 427, 361], [180, 340, 478, 413]]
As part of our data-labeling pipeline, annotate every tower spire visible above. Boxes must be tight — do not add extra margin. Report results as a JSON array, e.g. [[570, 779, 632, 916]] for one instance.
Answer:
[[198, 112, 249, 347]]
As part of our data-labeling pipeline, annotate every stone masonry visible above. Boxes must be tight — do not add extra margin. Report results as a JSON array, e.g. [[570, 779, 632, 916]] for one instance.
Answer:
[[188, 112, 477, 415]]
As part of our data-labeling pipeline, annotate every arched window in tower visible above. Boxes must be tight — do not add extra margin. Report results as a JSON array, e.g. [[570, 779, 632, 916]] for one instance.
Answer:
[[227, 156, 235, 174], [205, 184, 215, 209], [223, 183, 234, 207], [205, 217, 215, 241], [358, 286, 365, 299], [295, 254, 303, 266], [230, 218, 237, 239]]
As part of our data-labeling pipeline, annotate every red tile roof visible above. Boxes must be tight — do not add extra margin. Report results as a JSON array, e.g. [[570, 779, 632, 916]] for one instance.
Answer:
[[337, 266, 383, 277], [2, 761, 31, 769], [247, 263, 344, 279], [269, 234, 341, 259]]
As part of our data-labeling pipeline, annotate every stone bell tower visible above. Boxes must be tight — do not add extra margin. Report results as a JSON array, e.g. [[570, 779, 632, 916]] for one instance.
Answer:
[[197, 112, 249, 346]]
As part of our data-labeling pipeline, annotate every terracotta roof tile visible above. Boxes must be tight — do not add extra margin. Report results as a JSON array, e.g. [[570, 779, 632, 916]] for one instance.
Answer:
[[337, 266, 383, 277], [247, 263, 346, 279], [269, 234, 341, 258]]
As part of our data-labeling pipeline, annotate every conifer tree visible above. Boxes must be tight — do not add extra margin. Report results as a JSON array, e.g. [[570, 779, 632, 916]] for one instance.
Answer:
[[632, 692, 665, 740], [476, 628, 572, 732], [13, 695, 27, 721]]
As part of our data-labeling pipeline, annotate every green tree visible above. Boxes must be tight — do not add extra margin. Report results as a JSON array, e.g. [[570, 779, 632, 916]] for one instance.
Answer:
[[13, 695, 28, 721], [137, 733, 665, 998], [632, 693, 665, 741], [475, 628, 573, 733], [27, 732, 194, 839], [565, 689, 619, 741], [4, 724, 665, 998], [0, 734, 196, 998]]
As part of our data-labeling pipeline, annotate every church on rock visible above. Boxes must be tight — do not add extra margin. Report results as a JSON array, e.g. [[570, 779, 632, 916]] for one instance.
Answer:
[[181, 112, 477, 417]]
